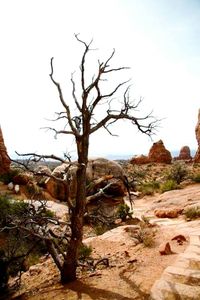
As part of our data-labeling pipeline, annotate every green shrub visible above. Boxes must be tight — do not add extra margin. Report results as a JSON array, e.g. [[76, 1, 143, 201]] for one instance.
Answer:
[[0, 196, 50, 288], [117, 203, 132, 221], [166, 162, 188, 184], [0, 195, 29, 226], [160, 179, 179, 193], [141, 215, 151, 225], [93, 224, 110, 236], [184, 206, 200, 220], [136, 228, 155, 247], [138, 181, 160, 196], [78, 244, 92, 260], [0, 168, 21, 184], [191, 173, 200, 183], [0, 196, 47, 293]]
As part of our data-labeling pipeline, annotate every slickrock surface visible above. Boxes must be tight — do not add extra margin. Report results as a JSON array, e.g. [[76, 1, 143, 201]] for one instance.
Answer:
[[150, 232, 200, 299]]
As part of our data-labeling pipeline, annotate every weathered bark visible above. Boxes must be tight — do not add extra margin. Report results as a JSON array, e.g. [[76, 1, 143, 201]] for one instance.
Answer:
[[61, 134, 89, 283], [45, 240, 63, 273]]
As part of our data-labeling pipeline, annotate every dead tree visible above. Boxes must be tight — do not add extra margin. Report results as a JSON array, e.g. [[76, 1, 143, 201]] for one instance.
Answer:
[[16, 34, 158, 283]]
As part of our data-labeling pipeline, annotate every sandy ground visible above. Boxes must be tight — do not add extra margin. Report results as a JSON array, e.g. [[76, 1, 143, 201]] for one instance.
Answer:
[[1, 182, 199, 300], [9, 217, 189, 300]]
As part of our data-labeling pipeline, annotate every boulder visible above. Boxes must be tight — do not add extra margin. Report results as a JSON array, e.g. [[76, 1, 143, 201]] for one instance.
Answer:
[[51, 163, 69, 178], [0, 126, 11, 175], [45, 158, 127, 204], [176, 146, 192, 161], [154, 207, 183, 218], [148, 140, 172, 164], [171, 234, 187, 245], [44, 163, 70, 200], [45, 177, 69, 201], [35, 165, 52, 176], [159, 242, 173, 255]]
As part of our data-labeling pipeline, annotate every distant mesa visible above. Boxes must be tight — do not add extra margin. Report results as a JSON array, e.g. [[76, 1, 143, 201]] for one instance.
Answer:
[[131, 139, 172, 164], [0, 126, 11, 174]]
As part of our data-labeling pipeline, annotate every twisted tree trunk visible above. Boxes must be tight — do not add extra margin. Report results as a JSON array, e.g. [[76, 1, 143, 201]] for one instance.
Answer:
[[61, 135, 88, 283]]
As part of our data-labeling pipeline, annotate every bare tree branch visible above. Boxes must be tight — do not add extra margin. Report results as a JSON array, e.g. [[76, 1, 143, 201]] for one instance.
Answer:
[[15, 152, 67, 164], [74, 33, 93, 107], [41, 126, 74, 137], [49, 57, 80, 137], [71, 72, 81, 112]]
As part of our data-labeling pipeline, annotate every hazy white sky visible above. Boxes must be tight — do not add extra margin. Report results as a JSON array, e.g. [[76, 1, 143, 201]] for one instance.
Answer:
[[0, 0, 200, 159]]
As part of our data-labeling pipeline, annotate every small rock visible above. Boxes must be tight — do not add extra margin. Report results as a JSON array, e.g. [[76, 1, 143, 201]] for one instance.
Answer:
[[124, 251, 130, 257], [29, 265, 42, 276], [115, 218, 122, 225], [159, 242, 174, 255], [14, 184, 20, 194], [8, 182, 14, 190], [128, 258, 137, 263], [154, 207, 183, 218], [171, 234, 187, 245]]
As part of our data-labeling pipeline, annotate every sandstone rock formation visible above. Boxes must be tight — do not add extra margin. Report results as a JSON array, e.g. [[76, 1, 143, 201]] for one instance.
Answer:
[[154, 207, 183, 218], [176, 146, 192, 161], [194, 148, 200, 163], [195, 109, 200, 145], [148, 140, 172, 164], [0, 126, 11, 174], [158, 242, 173, 255], [131, 140, 172, 164], [45, 158, 127, 206], [194, 109, 200, 163], [130, 154, 149, 165]]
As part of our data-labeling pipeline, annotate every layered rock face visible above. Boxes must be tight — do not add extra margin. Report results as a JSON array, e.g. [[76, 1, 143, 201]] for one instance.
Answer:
[[131, 140, 172, 164], [194, 109, 200, 163], [0, 126, 11, 174]]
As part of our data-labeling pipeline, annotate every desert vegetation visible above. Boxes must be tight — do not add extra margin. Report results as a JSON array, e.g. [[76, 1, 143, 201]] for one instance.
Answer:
[[0, 158, 200, 298], [0, 34, 200, 300]]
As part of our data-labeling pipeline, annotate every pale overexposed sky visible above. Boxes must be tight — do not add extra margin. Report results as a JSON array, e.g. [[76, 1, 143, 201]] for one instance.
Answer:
[[0, 0, 200, 159]]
